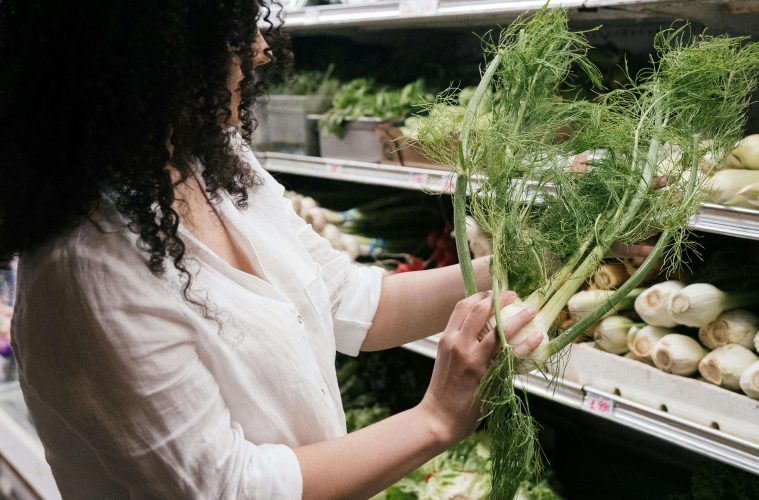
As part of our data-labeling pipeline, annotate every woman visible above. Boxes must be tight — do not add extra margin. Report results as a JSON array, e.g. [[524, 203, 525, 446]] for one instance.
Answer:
[[0, 1, 543, 498]]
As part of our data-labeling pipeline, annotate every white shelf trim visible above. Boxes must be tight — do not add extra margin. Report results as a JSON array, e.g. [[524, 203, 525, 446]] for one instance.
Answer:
[[259, 151, 460, 193], [403, 335, 759, 475], [278, 0, 728, 29]]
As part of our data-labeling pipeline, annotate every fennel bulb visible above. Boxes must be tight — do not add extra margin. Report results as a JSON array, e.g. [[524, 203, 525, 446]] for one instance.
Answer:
[[593, 316, 634, 354], [628, 325, 671, 360], [634, 281, 683, 327], [699, 344, 759, 390], [652, 334, 706, 376], [698, 309, 759, 350], [739, 360, 759, 399], [668, 284, 759, 328]]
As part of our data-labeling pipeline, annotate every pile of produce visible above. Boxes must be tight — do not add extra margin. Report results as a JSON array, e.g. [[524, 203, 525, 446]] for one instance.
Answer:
[[415, 7, 759, 498], [376, 433, 562, 500], [336, 358, 391, 433], [286, 190, 455, 269], [0, 304, 11, 357], [0, 303, 13, 382], [585, 278, 759, 399]]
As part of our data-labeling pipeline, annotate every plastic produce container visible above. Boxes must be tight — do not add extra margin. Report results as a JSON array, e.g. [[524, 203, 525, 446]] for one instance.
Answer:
[[311, 116, 384, 163], [254, 95, 331, 155]]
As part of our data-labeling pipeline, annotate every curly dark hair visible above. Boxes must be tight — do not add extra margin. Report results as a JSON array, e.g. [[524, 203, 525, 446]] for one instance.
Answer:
[[0, 1, 289, 304]]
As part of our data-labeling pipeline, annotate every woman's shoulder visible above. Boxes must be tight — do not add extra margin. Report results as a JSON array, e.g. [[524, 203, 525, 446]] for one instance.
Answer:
[[13, 202, 193, 355], [17, 202, 157, 307]]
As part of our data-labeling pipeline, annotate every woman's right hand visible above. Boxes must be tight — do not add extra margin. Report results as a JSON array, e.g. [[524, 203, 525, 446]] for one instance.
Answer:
[[419, 290, 543, 445]]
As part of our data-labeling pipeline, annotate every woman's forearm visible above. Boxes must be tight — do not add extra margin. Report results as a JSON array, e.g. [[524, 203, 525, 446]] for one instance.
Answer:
[[295, 404, 451, 499], [302, 289, 541, 499], [361, 257, 491, 351]]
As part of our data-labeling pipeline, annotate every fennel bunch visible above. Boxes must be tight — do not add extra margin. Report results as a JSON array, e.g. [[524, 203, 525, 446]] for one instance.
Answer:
[[416, 8, 759, 499]]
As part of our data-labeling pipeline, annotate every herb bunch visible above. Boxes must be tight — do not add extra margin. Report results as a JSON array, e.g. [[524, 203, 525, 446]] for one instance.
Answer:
[[416, 8, 759, 499]]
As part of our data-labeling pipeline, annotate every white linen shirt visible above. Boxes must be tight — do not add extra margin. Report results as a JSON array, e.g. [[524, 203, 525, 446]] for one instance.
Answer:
[[11, 134, 385, 499]]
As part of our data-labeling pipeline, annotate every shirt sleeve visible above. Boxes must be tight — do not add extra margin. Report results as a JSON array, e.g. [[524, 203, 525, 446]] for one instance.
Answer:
[[15, 234, 303, 499], [288, 203, 385, 356]]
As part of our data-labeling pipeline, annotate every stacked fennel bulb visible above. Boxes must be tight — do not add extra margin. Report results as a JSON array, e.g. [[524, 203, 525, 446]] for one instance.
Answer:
[[704, 134, 759, 209], [583, 275, 759, 400]]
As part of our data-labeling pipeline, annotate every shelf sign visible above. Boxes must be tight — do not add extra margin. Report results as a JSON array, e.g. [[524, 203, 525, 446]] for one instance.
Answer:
[[583, 392, 615, 417], [442, 175, 457, 193], [325, 163, 344, 176], [409, 172, 428, 187]]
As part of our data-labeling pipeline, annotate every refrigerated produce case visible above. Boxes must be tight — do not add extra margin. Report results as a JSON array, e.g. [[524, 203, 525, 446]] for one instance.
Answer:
[[4, 1, 759, 498], [258, 0, 759, 496]]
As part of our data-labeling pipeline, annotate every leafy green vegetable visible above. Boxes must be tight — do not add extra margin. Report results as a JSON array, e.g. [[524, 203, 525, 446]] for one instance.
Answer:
[[344, 405, 390, 432], [319, 78, 433, 138], [389, 434, 493, 499], [401, 86, 492, 141], [336, 358, 391, 432], [374, 434, 563, 500], [515, 479, 563, 500]]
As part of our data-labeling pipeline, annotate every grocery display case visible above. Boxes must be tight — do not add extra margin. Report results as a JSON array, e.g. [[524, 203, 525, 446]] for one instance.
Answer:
[[4, 1, 759, 498], [260, 152, 759, 476], [259, 0, 759, 493]]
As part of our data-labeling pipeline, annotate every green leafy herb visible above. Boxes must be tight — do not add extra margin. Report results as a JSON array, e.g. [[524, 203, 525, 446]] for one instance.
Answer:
[[319, 78, 433, 138]]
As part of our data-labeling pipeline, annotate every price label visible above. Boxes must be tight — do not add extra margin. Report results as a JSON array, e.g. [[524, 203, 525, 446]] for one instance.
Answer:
[[409, 172, 428, 187], [442, 175, 457, 193], [583, 392, 615, 417], [325, 163, 344, 176]]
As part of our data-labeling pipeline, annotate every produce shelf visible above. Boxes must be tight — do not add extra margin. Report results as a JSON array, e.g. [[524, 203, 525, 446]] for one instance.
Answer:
[[279, 0, 728, 31], [688, 203, 759, 242], [259, 152, 759, 241], [402, 336, 759, 475], [258, 151, 460, 193]]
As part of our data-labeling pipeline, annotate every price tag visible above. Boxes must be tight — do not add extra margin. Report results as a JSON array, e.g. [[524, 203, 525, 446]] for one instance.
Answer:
[[582, 392, 615, 417], [442, 175, 457, 193], [325, 163, 344, 176], [409, 172, 428, 187]]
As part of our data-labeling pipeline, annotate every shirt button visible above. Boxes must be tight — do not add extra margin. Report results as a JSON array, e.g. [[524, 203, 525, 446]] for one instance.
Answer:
[[297, 314, 304, 324]]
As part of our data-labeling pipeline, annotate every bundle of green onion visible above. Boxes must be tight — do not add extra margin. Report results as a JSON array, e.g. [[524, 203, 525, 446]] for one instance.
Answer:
[[416, 8, 759, 498], [287, 191, 446, 259]]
